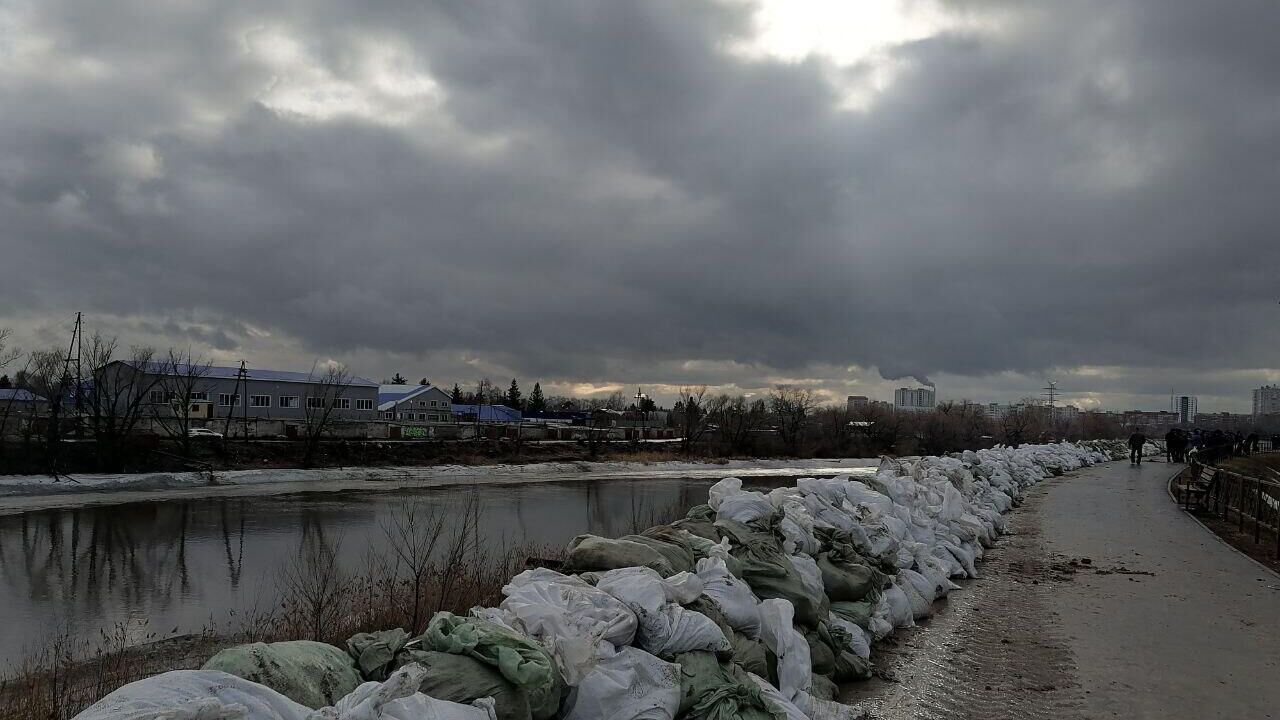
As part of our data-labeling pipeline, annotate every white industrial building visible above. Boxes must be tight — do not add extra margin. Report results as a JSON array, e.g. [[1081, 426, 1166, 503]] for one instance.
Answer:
[[1254, 385, 1280, 416], [894, 387, 936, 412], [1172, 395, 1198, 424]]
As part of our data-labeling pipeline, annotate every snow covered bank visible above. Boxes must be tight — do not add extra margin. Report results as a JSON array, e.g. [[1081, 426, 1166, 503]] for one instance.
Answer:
[[0, 457, 878, 500]]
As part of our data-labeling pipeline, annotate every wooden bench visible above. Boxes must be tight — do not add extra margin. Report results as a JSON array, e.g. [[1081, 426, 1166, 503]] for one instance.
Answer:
[[1181, 464, 1216, 512]]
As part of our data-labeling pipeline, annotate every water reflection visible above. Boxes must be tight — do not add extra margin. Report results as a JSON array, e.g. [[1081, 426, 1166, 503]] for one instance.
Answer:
[[0, 478, 713, 664]]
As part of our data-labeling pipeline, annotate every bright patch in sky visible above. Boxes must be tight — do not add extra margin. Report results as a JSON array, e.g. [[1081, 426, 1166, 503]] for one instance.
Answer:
[[732, 0, 998, 109]]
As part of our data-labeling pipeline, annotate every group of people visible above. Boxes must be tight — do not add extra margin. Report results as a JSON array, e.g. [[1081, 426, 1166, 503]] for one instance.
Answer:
[[1165, 427, 1267, 465], [1128, 427, 1271, 466]]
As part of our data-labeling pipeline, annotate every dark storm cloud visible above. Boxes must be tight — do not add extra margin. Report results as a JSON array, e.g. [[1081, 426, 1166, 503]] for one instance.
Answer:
[[1, 0, 1278, 408]]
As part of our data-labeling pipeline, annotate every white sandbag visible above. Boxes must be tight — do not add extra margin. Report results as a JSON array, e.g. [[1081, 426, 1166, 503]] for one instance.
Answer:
[[898, 568, 938, 605], [896, 575, 934, 620], [881, 584, 915, 629], [756, 599, 812, 705], [597, 567, 730, 657], [707, 477, 742, 510], [744, 673, 808, 720], [500, 568, 638, 683], [694, 557, 762, 638], [311, 664, 496, 720], [562, 644, 680, 720], [716, 491, 775, 526], [776, 501, 820, 556], [73, 670, 309, 720], [787, 555, 826, 610], [827, 616, 871, 661]]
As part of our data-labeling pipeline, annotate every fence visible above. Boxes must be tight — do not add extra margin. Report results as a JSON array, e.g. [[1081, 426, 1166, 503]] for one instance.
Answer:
[[1179, 464, 1280, 557]]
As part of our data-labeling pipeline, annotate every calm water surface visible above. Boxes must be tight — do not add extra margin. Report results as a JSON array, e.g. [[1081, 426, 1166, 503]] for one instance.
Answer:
[[0, 468, 869, 666]]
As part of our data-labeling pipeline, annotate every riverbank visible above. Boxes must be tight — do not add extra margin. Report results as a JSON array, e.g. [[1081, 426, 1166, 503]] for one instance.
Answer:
[[0, 456, 879, 515]]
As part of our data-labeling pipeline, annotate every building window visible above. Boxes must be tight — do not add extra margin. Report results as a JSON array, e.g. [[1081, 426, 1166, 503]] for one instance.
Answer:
[[190, 391, 209, 402], [430, 400, 437, 407], [149, 390, 165, 404], [250, 395, 271, 408], [429, 414, 438, 422], [356, 398, 373, 410], [332, 398, 351, 410], [306, 397, 325, 409], [279, 396, 299, 409], [219, 393, 240, 407]]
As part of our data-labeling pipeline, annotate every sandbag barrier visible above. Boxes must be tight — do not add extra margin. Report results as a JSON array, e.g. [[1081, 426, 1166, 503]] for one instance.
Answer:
[[74, 441, 1126, 720]]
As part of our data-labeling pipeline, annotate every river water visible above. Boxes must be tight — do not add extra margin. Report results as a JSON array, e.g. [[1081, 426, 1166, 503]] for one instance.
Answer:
[[0, 461, 876, 667]]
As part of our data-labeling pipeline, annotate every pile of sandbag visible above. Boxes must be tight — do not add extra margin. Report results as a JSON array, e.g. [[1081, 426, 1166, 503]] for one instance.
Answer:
[[75, 442, 1113, 720]]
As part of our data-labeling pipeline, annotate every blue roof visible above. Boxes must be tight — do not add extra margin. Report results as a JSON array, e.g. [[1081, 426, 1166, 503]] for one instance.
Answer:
[[451, 404, 522, 422], [0, 389, 44, 402], [119, 360, 378, 387]]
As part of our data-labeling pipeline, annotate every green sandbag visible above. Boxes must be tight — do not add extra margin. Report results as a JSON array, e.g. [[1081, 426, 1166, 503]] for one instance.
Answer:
[[815, 552, 881, 603], [346, 628, 409, 680], [730, 632, 775, 684], [562, 534, 676, 576], [675, 530, 745, 578], [420, 612, 564, 720], [399, 649, 532, 720], [815, 622, 871, 682], [624, 532, 696, 573], [716, 519, 824, 627], [686, 504, 716, 521], [672, 517, 720, 542], [202, 640, 360, 709], [674, 651, 784, 720], [674, 505, 721, 542], [830, 592, 881, 631], [810, 673, 839, 702], [804, 629, 836, 678]]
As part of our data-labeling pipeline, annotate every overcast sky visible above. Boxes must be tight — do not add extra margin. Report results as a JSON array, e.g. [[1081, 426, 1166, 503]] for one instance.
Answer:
[[2, 0, 1278, 412]]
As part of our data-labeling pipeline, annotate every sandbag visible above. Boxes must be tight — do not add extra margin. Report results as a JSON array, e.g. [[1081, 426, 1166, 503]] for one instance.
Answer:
[[499, 568, 637, 683], [202, 641, 361, 710], [347, 630, 411, 681], [716, 520, 824, 628], [729, 633, 774, 683], [756, 600, 811, 706], [312, 664, 497, 720], [72, 670, 310, 720], [563, 535, 675, 577], [562, 644, 680, 720], [815, 553, 880, 603], [419, 613, 564, 720], [673, 651, 780, 720], [694, 557, 761, 638], [398, 651, 530, 720], [596, 568, 731, 659]]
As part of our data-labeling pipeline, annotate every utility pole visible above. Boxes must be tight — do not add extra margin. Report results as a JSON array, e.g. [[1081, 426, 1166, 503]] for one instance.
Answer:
[[63, 312, 84, 438]]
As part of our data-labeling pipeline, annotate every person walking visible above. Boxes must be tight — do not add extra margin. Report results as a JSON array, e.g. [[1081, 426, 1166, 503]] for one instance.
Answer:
[[1165, 428, 1178, 462], [1129, 429, 1147, 465]]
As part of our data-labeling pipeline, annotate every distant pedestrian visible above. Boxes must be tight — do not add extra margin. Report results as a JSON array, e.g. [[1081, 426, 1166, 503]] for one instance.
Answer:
[[1245, 432, 1259, 455], [1128, 430, 1147, 464], [1164, 429, 1179, 462]]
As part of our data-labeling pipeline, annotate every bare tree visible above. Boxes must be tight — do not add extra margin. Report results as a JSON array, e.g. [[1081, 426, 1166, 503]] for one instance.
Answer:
[[85, 335, 162, 470], [709, 394, 767, 455], [770, 385, 816, 456], [25, 347, 74, 472], [0, 329, 26, 447], [281, 530, 348, 642], [377, 502, 449, 634], [302, 363, 354, 467], [674, 385, 710, 455], [152, 348, 213, 457], [999, 398, 1045, 448]]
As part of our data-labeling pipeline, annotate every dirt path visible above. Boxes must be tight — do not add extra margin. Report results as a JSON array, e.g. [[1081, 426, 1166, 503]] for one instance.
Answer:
[[841, 460, 1280, 719]]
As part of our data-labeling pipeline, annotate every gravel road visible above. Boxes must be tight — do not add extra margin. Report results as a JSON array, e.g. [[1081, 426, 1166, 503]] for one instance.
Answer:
[[841, 460, 1280, 719]]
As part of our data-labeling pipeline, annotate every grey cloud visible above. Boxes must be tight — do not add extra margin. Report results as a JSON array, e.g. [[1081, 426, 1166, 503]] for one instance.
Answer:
[[1, 0, 1278, 412]]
